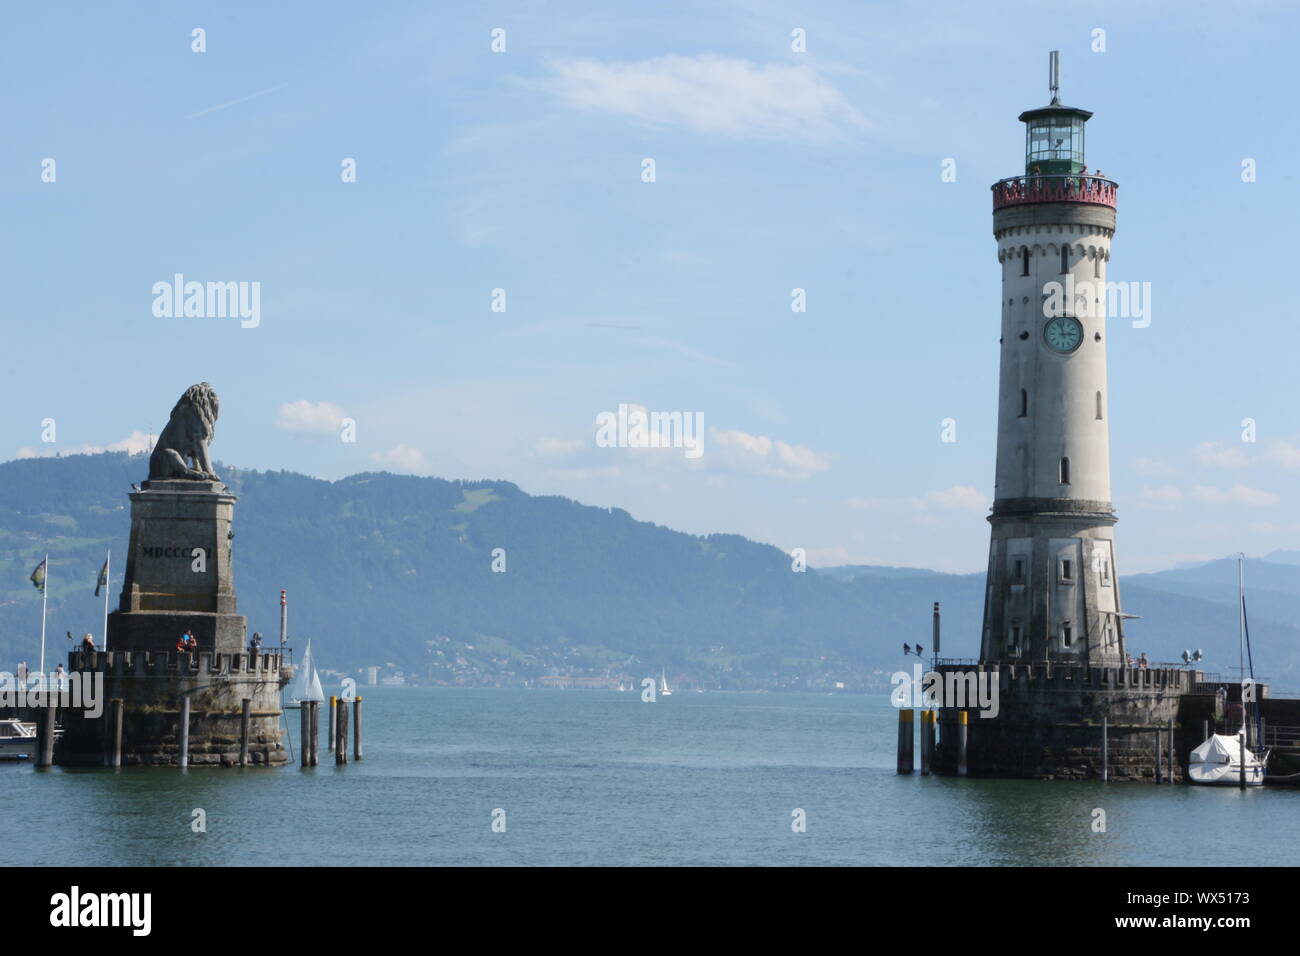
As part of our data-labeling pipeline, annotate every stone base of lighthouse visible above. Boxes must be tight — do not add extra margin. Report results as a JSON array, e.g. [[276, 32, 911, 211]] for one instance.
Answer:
[[931, 662, 1195, 781]]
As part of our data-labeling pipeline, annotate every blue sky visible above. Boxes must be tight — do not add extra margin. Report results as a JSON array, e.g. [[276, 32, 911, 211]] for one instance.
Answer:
[[3, 0, 1299, 574]]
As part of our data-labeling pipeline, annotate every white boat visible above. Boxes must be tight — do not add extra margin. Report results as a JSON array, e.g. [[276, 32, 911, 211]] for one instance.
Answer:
[[660, 669, 672, 697], [1189, 733, 1266, 786], [285, 640, 325, 708], [0, 719, 37, 760], [1189, 554, 1270, 787]]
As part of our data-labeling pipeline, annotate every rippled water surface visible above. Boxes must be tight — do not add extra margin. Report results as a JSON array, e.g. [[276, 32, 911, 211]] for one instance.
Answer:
[[2, 687, 1295, 866]]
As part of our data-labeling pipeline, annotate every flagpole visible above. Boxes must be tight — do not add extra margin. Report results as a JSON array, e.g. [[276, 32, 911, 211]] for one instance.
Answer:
[[102, 550, 111, 651], [38, 552, 48, 679]]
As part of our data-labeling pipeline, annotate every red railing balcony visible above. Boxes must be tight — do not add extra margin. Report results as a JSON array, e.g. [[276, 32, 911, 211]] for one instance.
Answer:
[[991, 174, 1118, 211]]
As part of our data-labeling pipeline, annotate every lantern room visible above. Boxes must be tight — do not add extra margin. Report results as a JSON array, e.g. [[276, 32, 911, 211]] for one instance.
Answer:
[[1019, 104, 1092, 177]]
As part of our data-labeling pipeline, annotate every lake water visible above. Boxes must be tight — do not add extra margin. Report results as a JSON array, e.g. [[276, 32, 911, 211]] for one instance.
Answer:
[[2, 688, 1296, 866]]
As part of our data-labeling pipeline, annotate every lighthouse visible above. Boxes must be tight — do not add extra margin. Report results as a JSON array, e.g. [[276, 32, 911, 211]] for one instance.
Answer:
[[979, 52, 1125, 667], [930, 55, 1198, 782]]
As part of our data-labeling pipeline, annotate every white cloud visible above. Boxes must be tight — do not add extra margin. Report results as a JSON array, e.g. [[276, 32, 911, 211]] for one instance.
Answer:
[[370, 444, 429, 475], [1138, 485, 1184, 510], [534, 437, 584, 458], [107, 431, 157, 454], [1193, 441, 1248, 469], [710, 427, 832, 480], [538, 54, 869, 141], [1189, 484, 1279, 507], [276, 400, 347, 435], [16, 431, 157, 459], [1266, 440, 1300, 472], [1133, 456, 1178, 477], [909, 485, 989, 512]]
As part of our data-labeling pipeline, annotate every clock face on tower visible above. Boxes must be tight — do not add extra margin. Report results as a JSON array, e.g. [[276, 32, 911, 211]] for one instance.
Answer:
[[1044, 315, 1083, 353]]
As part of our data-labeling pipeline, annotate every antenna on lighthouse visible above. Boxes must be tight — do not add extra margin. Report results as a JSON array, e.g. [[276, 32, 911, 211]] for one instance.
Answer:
[[1049, 50, 1061, 104]]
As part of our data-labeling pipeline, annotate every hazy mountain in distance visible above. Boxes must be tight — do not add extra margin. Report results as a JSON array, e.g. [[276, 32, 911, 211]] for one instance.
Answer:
[[0, 453, 1296, 690]]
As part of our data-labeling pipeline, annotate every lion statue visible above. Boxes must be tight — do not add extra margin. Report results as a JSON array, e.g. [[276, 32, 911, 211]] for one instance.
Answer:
[[148, 382, 221, 481]]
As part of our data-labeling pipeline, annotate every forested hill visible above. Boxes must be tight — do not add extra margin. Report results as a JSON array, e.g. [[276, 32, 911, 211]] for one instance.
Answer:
[[1, 453, 1297, 689]]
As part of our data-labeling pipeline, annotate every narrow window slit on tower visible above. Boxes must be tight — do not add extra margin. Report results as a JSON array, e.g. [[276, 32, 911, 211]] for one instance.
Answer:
[[1062, 622, 1073, 647], [1093, 253, 1101, 278], [1061, 558, 1073, 581], [1060, 245, 1069, 274], [1019, 389, 1028, 417], [1021, 247, 1030, 276], [1096, 390, 1103, 420], [1059, 456, 1070, 484]]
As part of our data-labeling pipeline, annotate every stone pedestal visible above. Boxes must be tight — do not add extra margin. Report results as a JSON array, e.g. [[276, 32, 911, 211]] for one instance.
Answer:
[[109, 479, 244, 655], [57, 478, 288, 767]]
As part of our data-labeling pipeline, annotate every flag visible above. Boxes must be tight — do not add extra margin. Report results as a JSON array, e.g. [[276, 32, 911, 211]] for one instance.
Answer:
[[30, 558, 46, 592], [95, 558, 108, 597]]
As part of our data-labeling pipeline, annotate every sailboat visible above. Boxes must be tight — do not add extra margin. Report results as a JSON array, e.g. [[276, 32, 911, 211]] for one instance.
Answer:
[[659, 669, 672, 697], [1189, 555, 1269, 786], [285, 639, 325, 709]]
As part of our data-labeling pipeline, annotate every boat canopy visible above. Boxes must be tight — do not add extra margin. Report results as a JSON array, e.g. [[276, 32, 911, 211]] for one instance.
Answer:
[[1189, 734, 1244, 766]]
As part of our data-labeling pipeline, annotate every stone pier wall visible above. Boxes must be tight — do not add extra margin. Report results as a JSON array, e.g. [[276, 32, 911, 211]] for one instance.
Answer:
[[932, 663, 1194, 781], [57, 649, 290, 767]]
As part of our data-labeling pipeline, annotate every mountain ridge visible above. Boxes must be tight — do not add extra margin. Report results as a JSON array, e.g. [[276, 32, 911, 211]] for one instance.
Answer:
[[1, 452, 1296, 690]]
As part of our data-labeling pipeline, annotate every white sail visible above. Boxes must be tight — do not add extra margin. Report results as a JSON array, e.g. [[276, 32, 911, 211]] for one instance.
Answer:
[[289, 640, 325, 703], [304, 665, 324, 702]]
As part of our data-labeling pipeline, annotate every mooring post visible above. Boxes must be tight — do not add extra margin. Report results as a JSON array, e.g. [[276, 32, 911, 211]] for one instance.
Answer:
[[957, 710, 968, 777], [1168, 719, 1175, 782], [239, 698, 251, 766], [178, 695, 190, 769], [1154, 728, 1163, 784], [335, 697, 349, 765], [920, 710, 934, 775], [300, 703, 310, 768], [1102, 716, 1110, 781], [1239, 731, 1247, 789], [896, 709, 914, 774], [110, 698, 123, 768], [353, 696, 363, 761], [309, 701, 319, 766], [37, 701, 56, 767], [328, 695, 337, 752]]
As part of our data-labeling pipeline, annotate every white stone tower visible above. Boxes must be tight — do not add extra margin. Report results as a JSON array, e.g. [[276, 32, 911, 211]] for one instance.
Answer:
[[979, 53, 1126, 666]]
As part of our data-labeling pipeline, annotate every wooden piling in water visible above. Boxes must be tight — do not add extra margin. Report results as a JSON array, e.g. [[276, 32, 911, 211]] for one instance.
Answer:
[[37, 702, 56, 767], [335, 697, 348, 765], [957, 710, 968, 777], [1101, 717, 1108, 782], [920, 710, 934, 775], [178, 695, 190, 769], [1155, 727, 1163, 784], [309, 701, 319, 766], [110, 698, 123, 768], [300, 703, 311, 768], [353, 696, 363, 761], [328, 695, 337, 752], [896, 709, 914, 774], [239, 698, 251, 766], [1168, 719, 1175, 782]]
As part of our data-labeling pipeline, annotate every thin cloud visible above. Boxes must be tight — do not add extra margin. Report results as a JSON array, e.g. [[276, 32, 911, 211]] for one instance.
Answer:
[[276, 400, 347, 436], [537, 55, 868, 141], [187, 84, 286, 119]]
